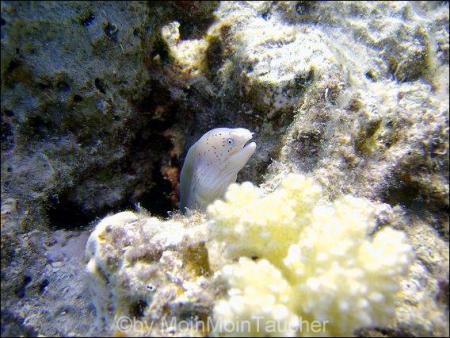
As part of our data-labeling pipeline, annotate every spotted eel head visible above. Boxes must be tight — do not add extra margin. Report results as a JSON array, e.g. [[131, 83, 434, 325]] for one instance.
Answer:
[[196, 127, 256, 174], [180, 127, 256, 213]]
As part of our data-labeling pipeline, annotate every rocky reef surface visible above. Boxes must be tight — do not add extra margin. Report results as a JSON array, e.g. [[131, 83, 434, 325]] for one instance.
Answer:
[[1, 1, 448, 337]]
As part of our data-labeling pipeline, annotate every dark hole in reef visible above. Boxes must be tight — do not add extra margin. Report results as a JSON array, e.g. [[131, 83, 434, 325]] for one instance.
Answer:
[[381, 178, 424, 212], [104, 22, 118, 41], [47, 193, 95, 229], [296, 1, 313, 15], [23, 115, 55, 138], [39, 279, 49, 294], [47, 80, 183, 228], [47, 182, 150, 229], [7, 59, 20, 73], [47, 167, 176, 228], [37, 80, 52, 90], [1, 17, 6, 26], [166, 1, 218, 40], [177, 307, 209, 324], [125, 84, 181, 217], [205, 35, 224, 77], [56, 80, 70, 92], [80, 13, 95, 27], [150, 36, 171, 64], [437, 279, 449, 308], [1, 120, 14, 151], [94, 78, 106, 94], [73, 94, 83, 103], [129, 300, 147, 319], [130, 150, 175, 218], [4, 109, 14, 117], [294, 68, 314, 91], [291, 129, 323, 172], [178, 17, 216, 40], [15, 275, 32, 299]]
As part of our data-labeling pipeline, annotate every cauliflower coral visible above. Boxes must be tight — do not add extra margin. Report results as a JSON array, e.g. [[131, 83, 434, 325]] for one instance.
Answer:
[[207, 174, 412, 337]]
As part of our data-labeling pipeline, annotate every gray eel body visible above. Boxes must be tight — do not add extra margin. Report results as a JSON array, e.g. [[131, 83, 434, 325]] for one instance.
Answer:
[[179, 128, 256, 213]]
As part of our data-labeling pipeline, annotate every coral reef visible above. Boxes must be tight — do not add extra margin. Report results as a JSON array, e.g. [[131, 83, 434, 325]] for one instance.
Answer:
[[1, 1, 448, 336]]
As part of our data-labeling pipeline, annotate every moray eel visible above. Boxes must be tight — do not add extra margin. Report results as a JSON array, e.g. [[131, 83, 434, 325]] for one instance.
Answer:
[[180, 128, 256, 213]]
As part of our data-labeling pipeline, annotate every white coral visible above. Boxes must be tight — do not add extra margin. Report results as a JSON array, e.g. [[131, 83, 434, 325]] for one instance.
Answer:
[[207, 174, 413, 337], [212, 258, 299, 337]]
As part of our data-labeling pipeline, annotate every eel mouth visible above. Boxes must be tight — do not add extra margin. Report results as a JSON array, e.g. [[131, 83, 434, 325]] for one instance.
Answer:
[[242, 140, 256, 156], [229, 132, 256, 169], [235, 132, 255, 156], [242, 133, 254, 149]]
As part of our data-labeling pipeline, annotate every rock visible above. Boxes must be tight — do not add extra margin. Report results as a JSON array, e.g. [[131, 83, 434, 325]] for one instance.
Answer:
[[84, 211, 213, 336], [0, 1, 218, 230], [0, 228, 96, 336]]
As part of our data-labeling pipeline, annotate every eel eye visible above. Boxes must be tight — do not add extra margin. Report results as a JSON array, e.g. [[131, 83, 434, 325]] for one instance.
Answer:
[[227, 138, 234, 145]]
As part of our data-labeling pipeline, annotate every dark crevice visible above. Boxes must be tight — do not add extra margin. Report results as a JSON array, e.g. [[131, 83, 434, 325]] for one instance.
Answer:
[[37, 80, 52, 90], [80, 13, 95, 27], [38, 279, 49, 294], [104, 22, 118, 42], [381, 179, 423, 211], [46, 81, 182, 229], [262, 10, 271, 20], [1, 119, 14, 151], [296, 1, 314, 15], [178, 16, 216, 40], [47, 193, 96, 229], [20, 114, 56, 142], [125, 84, 180, 217], [56, 80, 70, 92], [291, 129, 323, 172], [4, 109, 14, 117], [136, 162, 175, 217], [129, 300, 147, 319], [14, 275, 32, 299], [7, 59, 20, 73], [161, 1, 219, 40], [150, 35, 171, 64], [94, 78, 106, 94]]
